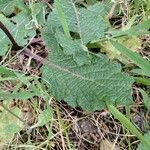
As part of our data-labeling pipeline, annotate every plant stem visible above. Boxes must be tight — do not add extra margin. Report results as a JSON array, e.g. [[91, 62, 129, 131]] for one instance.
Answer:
[[0, 21, 21, 50], [1, 103, 25, 123]]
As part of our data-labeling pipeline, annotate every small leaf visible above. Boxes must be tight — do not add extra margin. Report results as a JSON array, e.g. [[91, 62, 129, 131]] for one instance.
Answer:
[[30, 3, 42, 16], [32, 109, 53, 128], [14, 72, 31, 87], [110, 19, 150, 38], [29, 2, 46, 28], [0, 82, 41, 100]]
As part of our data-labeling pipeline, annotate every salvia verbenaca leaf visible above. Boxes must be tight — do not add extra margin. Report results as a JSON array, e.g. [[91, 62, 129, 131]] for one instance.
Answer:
[[41, 27, 134, 111]]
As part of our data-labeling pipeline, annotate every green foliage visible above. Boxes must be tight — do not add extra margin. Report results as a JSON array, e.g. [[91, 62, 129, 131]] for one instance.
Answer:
[[100, 36, 142, 60], [138, 132, 150, 150], [140, 89, 150, 111], [28, 1, 46, 28], [0, 66, 16, 76], [0, 66, 50, 144], [55, 0, 71, 38], [0, 13, 35, 56], [0, 0, 149, 148], [0, 0, 46, 56], [0, 67, 43, 101], [0, 106, 23, 145], [40, 0, 134, 111], [130, 0, 150, 20], [134, 77, 150, 86], [48, 1, 108, 44], [107, 104, 150, 149], [46, 0, 109, 64], [131, 69, 150, 77], [55, 31, 91, 65], [107, 19, 150, 39], [111, 41, 150, 76], [31, 108, 53, 128], [0, 0, 25, 16], [41, 27, 134, 111]]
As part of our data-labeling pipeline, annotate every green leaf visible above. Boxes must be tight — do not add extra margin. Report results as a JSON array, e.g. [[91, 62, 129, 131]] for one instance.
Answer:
[[14, 72, 31, 87], [138, 132, 150, 150], [47, 1, 108, 44], [110, 19, 150, 38], [86, 0, 97, 5], [55, 31, 91, 65], [0, 0, 29, 15], [55, 0, 71, 38], [31, 109, 53, 128], [0, 107, 23, 145], [41, 28, 134, 111], [15, 0, 29, 12], [30, 3, 42, 16], [0, 12, 36, 56], [140, 89, 150, 110], [45, 1, 109, 65], [134, 77, 150, 86], [107, 104, 150, 148], [111, 41, 150, 76], [37, 109, 53, 126], [29, 2, 46, 28], [0, 66, 16, 77], [0, 91, 38, 100], [131, 69, 150, 77], [0, 81, 41, 100], [0, 0, 17, 16]]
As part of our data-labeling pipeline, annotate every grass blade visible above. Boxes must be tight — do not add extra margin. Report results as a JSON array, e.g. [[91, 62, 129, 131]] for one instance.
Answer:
[[0, 66, 16, 76], [131, 69, 150, 77], [111, 40, 150, 76], [107, 104, 150, 148], [134, 77, 150, 86], [111, 19, 150, 38], [140, 89, 150, 111], [55, 0, 71, 39]]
